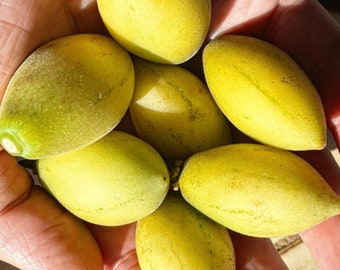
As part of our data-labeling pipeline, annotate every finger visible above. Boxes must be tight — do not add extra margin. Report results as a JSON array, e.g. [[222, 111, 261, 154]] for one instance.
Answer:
[[87, 223, 140, 270], [300, 216, 340, 270], [230, 126, 340, 268], [0, 150, 32, 211], [297, 147, 340, 269], [297, 146, 340, 195], [0, 150, 103, 269], [209, 0, 340, 150], [0, 0, 70, 98], [88, 218, 288, 270], [67, 0, 107, 34], [229, 231, 288, 270], [266, 0, 340, 150], [209, 0, 279, 39], [0, 0, 105, 100]]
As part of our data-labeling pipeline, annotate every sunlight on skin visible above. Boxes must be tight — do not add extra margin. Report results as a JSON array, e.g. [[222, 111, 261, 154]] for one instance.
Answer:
[[331, 116, 340, 149], [0, 0, 106, 101], [0, 0, 340, 269], [230, 128, 340, 269], [209, 0, 279, 39], [264, 16, 340, 267], [266, 0, 340, 117], [210, 1, 340, 268], [87, 223, 140, 270], [0, 151, 32, 214], [301, 216, 340, 270], [0, 151, 103, 269], [77, 0, 96, 10], [230, 232, 289, 270], [297, 148, 340, 270]]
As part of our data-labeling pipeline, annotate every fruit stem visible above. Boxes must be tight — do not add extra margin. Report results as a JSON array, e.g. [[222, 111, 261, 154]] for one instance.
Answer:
[[168, 159, 184, 191], [0, 136, 22, 156]]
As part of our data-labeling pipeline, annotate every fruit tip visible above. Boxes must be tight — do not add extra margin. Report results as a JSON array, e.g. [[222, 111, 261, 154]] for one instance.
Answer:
[[0, 136, 22, 156]]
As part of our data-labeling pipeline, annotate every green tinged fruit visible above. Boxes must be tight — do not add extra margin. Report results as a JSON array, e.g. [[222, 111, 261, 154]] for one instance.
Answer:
[[136, 193, 235, 270], [203, 35, 326, 151], [37, 131, 170, 226], [0, 34, 134, 159], [179, 143, 340, 237], [129, 58, 232, 160]]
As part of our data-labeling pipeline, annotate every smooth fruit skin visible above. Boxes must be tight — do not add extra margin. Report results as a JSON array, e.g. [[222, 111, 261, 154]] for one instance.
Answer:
[[203, 35, 326, 151], [129, 58, 232, 160], [37, 131, 170, 226], [97, 0, 211, 64], [179, 143, 340, 238], [0, 34, 134, 159], [136, 193, 235, 270]]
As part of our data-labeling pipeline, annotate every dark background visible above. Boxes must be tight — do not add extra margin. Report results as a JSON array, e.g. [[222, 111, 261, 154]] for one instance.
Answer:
[[319, 0, 340, 10]]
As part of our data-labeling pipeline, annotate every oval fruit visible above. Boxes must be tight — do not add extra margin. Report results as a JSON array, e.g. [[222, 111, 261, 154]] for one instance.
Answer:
[[37, 131, 170, 226], [129, 58, 232, 160], [203, 35, 326, 151], [179, 143, 340, 237], [97, 0, 211, 64], [0, 34, 134, 159], [136, 193, 235, 270]]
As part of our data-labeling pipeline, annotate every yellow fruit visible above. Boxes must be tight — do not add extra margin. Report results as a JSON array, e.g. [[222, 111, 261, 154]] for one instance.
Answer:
[[136, 193, 235, 270], [0, 34, 134, 159], [129, 58, 232, 160], [37, 131, 170, 226], [97, 0, 211, 64], [203, 35, 326, 151], [179, 143, 340, 237]]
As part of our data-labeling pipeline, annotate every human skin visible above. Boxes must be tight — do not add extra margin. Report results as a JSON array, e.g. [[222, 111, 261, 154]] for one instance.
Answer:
[[0, 0, 339, 269]]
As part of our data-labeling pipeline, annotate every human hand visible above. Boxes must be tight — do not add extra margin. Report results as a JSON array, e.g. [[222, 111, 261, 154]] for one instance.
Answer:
[[1, 0, 340, 269], [211, 1, 340, 268], [1, 1, 136, 269]]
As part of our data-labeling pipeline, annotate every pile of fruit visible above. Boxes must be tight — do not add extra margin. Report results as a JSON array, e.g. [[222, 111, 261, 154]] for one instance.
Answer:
[[0, 1, 338, 269]]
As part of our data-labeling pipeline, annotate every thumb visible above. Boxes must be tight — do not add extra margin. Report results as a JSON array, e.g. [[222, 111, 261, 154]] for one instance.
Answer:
[[0, 150, 103, 270], [87, 223, 140, 270]]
